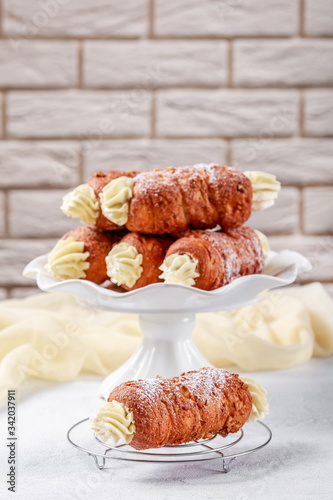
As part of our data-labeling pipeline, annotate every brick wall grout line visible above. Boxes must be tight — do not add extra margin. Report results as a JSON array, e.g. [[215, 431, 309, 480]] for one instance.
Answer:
[[3, 34, 331, 41], [0, 236, 60, 241], [227, 40, 233, 88], [3, 190, 10, 236], [77, 41, 84, 88], [4, 287, 37, 299], [293, 90, 301, 139], [226, 140, 232, 165], [0, 186, 91, 192], [150, 90, 156, 138], [299, 0, 305, 37], [78, 142, 84, 183], [299, 89, 305, 136], [0, 0, 3, 38], [2, 136, 333, 144], [1, 90, 7, 138], [148, 0, 155, 39], [2, 84, 333, 92], [3, 133, 333, 142], [299, 186, 305, 234]]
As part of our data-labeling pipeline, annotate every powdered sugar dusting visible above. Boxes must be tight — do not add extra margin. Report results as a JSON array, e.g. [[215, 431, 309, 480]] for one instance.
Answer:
[[135, 376, 165, 405], [133, 368, 232, 406], [177, 367, 231, 401], [204, 227, 264, 287]]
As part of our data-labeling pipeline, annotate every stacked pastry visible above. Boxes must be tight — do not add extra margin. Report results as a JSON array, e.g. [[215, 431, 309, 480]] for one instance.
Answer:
[[46, 163, 280, 291]]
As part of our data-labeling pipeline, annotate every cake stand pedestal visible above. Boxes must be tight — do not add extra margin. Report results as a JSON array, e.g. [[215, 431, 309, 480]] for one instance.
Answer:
[[99, 313, 208, 398], [24, 249, 311, 399]]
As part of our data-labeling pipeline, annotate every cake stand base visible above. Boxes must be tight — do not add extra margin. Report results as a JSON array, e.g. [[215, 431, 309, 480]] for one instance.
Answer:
[[99, 313, 211, 399]]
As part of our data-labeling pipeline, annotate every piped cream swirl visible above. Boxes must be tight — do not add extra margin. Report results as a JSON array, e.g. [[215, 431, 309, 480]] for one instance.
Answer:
[[159, 253, 200, 286], [99, 177, 135, 226], [46, 237, 90, 280], [61, 184, 99, 224], [254, 229, 270, 260], [106, 243, 143, 288], [90, 401, 135, 444], [244, 171, 281, 211], [240, 377, 269, 422]]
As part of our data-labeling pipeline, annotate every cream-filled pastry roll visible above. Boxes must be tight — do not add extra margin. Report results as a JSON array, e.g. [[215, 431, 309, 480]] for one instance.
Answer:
[[106, 233, 174, 291], [61, 170, 138, 231], [61, 165, 281, 234], [90, 367, 269, 450], [46, 225, 123, 284], [159, 226, 265, 290]]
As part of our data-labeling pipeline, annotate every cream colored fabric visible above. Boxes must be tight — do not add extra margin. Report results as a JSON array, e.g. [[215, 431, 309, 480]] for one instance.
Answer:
[[0, 283, 332, 402]]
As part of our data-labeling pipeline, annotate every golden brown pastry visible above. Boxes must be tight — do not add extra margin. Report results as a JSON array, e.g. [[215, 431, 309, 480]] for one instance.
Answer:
[[46, 225, 123, 284], [159, 226, 264, 290], [126, 164, 252, 233], [106, 232, 174, 291], [61, 164, 261, 234], [90, 367, 269, 450]]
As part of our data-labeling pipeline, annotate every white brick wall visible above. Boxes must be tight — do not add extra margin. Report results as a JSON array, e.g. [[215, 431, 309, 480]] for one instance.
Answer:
[[303, 188, 333, 235], [0, 141, 80, 187], [0, 93, 3, 136], [3, 0, 148, 37], [305, 0, 333, 36], [7, 90, 152, 138], [84, 41, 228, 88], [84, 139, 228, 177], [248, 188, 300, 235], [234, 40, 333, 87], [0, 0, 333, 298], [304, 90, 333, 136], [156, 90, 298, 137], [0, 192, 5, 236], [0, 239, 57, 286], [155, 0, 298, 37], [0, 41, 78, 88], [269, 236, 333, 282], [8, 190, 77, 237], [232, 139, 333, 184]]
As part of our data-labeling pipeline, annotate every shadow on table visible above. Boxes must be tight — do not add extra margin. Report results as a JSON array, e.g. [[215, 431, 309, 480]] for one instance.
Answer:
[[132, 440, 312, 486]]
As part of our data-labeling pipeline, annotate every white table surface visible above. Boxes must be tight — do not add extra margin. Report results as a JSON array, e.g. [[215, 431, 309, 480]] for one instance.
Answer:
[[1, 357, 333, 500]]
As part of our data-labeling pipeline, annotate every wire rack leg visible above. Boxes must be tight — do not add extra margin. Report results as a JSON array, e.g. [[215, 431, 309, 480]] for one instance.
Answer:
[[89, 453, 106, 470], [221, 457, 236, 473], [199, 440, 236, 474]]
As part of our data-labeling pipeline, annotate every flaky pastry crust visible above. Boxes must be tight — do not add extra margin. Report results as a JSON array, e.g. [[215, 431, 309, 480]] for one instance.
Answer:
[[163, 226, 264, 290], [108, 367, 252, 450], [127, 164, 252, 233]]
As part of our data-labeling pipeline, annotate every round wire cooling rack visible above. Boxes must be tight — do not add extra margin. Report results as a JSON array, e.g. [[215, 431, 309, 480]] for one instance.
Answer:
[[67, 418, 272, 473]]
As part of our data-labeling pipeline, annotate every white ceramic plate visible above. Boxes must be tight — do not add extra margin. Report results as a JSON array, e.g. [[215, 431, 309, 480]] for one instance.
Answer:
[[23, 250, 311, 314]]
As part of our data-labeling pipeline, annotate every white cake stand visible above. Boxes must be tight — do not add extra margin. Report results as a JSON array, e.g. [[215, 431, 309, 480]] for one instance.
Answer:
[[24, 249, 311, 399]]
